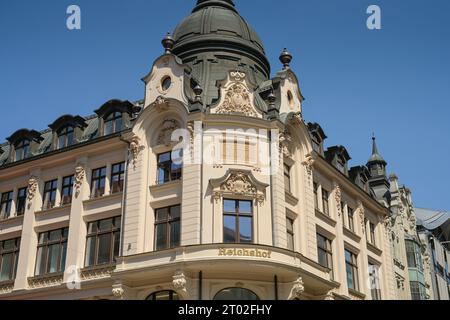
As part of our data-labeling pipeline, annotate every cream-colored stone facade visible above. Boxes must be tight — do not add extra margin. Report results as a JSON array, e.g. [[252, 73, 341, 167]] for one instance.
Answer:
[[0, 1, 399, 301]]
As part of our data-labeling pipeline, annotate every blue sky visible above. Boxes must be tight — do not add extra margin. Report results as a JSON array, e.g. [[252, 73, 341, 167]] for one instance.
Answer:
[[0, 0, 449, 211]]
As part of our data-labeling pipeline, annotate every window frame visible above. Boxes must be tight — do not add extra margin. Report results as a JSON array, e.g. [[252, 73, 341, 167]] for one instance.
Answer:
[[317, 233, 333, 271], [154, 205, 181, 251], [347, 207, 355, 232], [61, 175, 74, 205], [157, 151, 182, 185], [286, 216, 295, 251], [110, 162, 125, 194], [35, 228, 69, 276], [322, 188, 330, 216], [0, 191, 14, 219], [16, 187, 27, 216], [84, 216, 121, 267], [42, 179, 58, 210], [146, 290, 179, 301], [91, 167, 107, 198], [284, 163, 292, 193], [368, 263, 382, 300], [14, 139, 30, 161], [104, 111, 123, 135], [345, 249, 359, 291], [57, 126, 74, 149], [313, 182, 319, 210], [0, 238, 21, 282], [223, 199, 254, 244]]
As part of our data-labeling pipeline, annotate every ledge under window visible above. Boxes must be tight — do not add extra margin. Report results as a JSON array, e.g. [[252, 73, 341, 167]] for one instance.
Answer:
[[343, 227, 361, 243], [0, 280, 15, 293], [367, 242, 383, 256], [35, 203, 72, 216], [315, 209, 337, 227], [83, 192, 123, 205], [149, 179, 182, 192], [80, 264, 116, 281], [348, 288, 366, 299], [28, 272, 64, 289], [285, 191, 299, 206], [0, 215, 24, 225]]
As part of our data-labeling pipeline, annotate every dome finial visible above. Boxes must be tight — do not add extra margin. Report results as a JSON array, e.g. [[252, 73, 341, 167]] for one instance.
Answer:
[[279, 48, 293, 69], [161, 32, 175, 54], [193, 0, 236, 13]]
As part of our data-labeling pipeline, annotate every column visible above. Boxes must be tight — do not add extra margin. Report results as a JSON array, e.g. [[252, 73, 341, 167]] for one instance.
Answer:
[[14, 170, 41, 290]]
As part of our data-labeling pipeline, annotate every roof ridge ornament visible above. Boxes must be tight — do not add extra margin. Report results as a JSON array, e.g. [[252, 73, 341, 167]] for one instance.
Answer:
[[279, 48, 293, 69]]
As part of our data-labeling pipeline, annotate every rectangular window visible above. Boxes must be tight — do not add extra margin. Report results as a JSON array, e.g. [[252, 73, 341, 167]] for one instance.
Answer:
[[223, 199, 253, 244], [284, 164, 291, 193], [406, 240, 423, 271], [14, 140, 30, 161], [369, 222, 376, 245], [111, 162, 125, 194], [91, 167, 107, 198], [43, 180, 58, 210], [369, 263, 382, 300], [35, 228, 69, 276], [317, 234, 333, 274], [0, 191, 14, 220], [16, 187, 27, 216], [85, 216, 121, 267], [157, 152, 182, 185], [313, 182, 319, 210], [410, 281, 426, 300], [0, 238, 20, 282], [154, 205, 181, 251], [286, 216, 295, 251], [347, 207, 355, 232], [345, 249, 359, 291], [61, 175, 74, 205], [322, 188, 329, 215]]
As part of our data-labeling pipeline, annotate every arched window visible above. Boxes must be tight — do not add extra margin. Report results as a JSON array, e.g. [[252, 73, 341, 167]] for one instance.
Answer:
[[58, 126, 74, 149], [104, 112, 122, 135], [214, 288, 259, 301], [146, 290, 179, 301], [14, 139, 30, 161]]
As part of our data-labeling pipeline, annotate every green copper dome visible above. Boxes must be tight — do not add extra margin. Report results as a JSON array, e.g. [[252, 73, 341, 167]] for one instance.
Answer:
[[172, 0, 271, 106]]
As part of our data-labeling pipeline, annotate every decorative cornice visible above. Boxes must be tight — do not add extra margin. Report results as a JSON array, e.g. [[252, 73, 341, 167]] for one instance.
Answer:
[[357, 200, 366, 234], [80, 265, 115, 281], [28, 273, 64, 289], [210, 169, 268, 205]]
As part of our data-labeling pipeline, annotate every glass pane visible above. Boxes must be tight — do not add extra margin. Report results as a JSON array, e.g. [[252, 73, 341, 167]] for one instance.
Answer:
[[223, 216, 236, 243], [158, 152, 171, 163], [0, 253, 13, 281], [3, 239, 16, 251], [346, 264, 355, 290], [239, 201, 252, 214], [35, 247, 46, 276], [170, 221, 181, 248], [239, 217, 253, 243], [114, 117, 122, 132], [61, 242, 67, 272], [223, 200, 236, 213], [49, 230, 61, 242], [287, 234, 294, 251], [170, 206, 180, 219], [88, 222, 97, 234], [97, 234, 112, 264], [113, 232, 120, 258], [155, 224, 167, 250], [47, 244, 61, 273], [114, 216, 122, 228], [318, 249, 327, 267], [156, 208, 169, 222], [99, 218, 113, 231], [85, 237, 96, 267], [104, 121, 113, 135]]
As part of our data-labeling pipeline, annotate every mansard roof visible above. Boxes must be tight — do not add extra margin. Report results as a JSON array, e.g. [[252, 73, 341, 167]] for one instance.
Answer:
[[0, 99, 142, 169]]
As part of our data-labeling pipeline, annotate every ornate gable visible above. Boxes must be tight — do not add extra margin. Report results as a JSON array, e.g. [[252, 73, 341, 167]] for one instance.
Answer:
[[211, 71, 262, 118]]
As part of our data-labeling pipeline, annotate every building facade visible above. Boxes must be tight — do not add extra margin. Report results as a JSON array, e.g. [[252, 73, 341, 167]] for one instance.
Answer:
[[414, 208, 450, 300], [0, 0, 399, 300], [388, 176, 433, 300]]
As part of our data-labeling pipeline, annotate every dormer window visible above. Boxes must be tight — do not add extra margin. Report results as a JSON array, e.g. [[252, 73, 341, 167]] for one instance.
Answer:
[[336, 156, 346, 174], [104, 112, 122, 135], [57, 126, 74, 149], [15, 139, 30, 161]]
